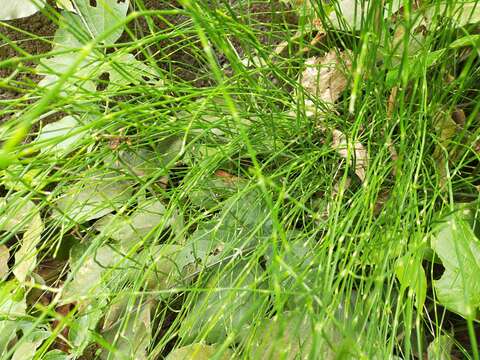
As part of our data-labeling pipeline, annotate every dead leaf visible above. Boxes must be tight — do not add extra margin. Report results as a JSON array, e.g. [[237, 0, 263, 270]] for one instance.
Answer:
[[300, 50, 352, 116], [332, 129, 368, 182], [433, 111, 459, 189], [0, 245, 9, 280]]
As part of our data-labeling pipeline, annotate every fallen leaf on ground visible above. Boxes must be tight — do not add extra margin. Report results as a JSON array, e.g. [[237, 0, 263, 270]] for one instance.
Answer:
[[0, 0, 45, 20], [431, 210, 480, 318], [427, 334, 454, 360], [332, 129, 368, 182], [0, 246, 9, 280], [0, 195, 44, 282], [300, 50, 352, 117], [166, 343, 232, 360]]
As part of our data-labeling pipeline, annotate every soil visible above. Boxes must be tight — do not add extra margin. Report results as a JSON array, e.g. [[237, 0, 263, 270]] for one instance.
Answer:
[[0, 1, 294, 120]]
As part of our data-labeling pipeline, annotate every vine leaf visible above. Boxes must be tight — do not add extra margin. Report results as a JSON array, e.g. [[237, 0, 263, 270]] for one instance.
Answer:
[[75, 0, 129, 45], [431, 211, 480, 318], [0, 0, 45, 21]]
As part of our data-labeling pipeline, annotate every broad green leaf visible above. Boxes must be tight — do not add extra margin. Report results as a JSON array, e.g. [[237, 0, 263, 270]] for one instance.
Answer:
[[395, 255, 427, 310], [0, 282, 26, 355], [0, 195, 44, 282], [53, 174, 132, 223], [37, 12, 96, 92], [245, 312, 313, 360], [425, 2, 480, 27], [1, 164, 45, 192], [42, 350, 71, 360], [94, 198, 166, 249], [166, 344, 233, 360], [431, 211, 480, 318], [285, 0, 402, 30], [156, 136, 184, 167], [98, 53, 159, 91], [101, 299, 152, 360], [69, 302, 105, 356], [386, 49, 446, 88], [56, 0, 75, 12], [75, 0, 129, 45], [62, 245, 123, 303], [0, 0, 45, 20], [189, 175, 247, 209], [35, 116, 88, 156], [139, 244, 186, 291], [0, 245, 8, 280], [13, 211, 44, 282], [450, 34, 480, 48], [0, 195, 36, 231], [12, 325, 51, 360], [181, 262, 264, 343], [329, 0, 402, 30], [104, 148, 164, 178], [427, 334, 454, 360]]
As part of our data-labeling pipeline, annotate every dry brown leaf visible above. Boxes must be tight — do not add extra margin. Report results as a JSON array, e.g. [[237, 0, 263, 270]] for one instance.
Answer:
[[0, 245, 9, 280], [300, 50, 352, 116], [332, 129, 368, 182]]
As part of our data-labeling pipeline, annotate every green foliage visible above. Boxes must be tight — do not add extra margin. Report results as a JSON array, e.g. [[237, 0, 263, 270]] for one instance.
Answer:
[[2, 0, 480, 358], [431, 210, 480, 318]]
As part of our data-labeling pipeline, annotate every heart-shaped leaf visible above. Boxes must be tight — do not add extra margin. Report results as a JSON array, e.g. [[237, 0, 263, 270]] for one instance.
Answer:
[[53, 174, 132, 223], [0, 0, 45, 20], [431, 210, 480, 318], [74, 0, 129, 45]]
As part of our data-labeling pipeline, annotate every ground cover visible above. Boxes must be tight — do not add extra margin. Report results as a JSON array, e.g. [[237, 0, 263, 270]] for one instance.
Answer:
[[1, 0, 480, 358]]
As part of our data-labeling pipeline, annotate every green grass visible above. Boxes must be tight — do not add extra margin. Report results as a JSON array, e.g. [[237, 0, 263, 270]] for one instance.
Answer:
[[1, 0, 480, 358]]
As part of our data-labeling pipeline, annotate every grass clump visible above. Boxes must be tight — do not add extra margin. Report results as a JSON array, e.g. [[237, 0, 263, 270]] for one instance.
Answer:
[[1, 0, 480, 358]]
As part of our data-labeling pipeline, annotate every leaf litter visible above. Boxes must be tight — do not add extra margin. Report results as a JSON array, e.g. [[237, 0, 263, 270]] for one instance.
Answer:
[[1, 0, 480, 358]]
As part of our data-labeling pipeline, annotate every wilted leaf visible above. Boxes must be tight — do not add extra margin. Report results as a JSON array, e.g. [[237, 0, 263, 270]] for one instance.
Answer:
[[37, 12, 96, 91], [94, 198, 166, 249], [12, 325, 51, 360], [395, 254, 427, 310], [300, 50, 352, 116], [0, 195, 44, 282], [0, 195, 37, 231], [425, 2, 480, 27], [68, 302, 105, 356], [0, 245, 8, 280], [181, 262, 264, 343], [56, 0, 76, 12], [328, 0, 402, 30], [101, 299, 153, 360], [75, 0, 129, 45], [166, 343, 233, 360], [386, 48, 446, 88], [53, 174, 132, 223], [0, 0, 45, 20], [13, 211, 44, 282], [42, 350, 71, 360], [245, 312, 313, 360], [332, 129, 368, 182], [189, 173, 247, 209], [104, 148, 164, 177], [62, 245, 123, 303], [137, 244, 185, 291], [0, 282, 27, 355], [431, 211, 480, 318], [35, 116, 88, 156], [98, 53, 158, 91], [450, 34, 480, 48], [427, 334, 454, 360]]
